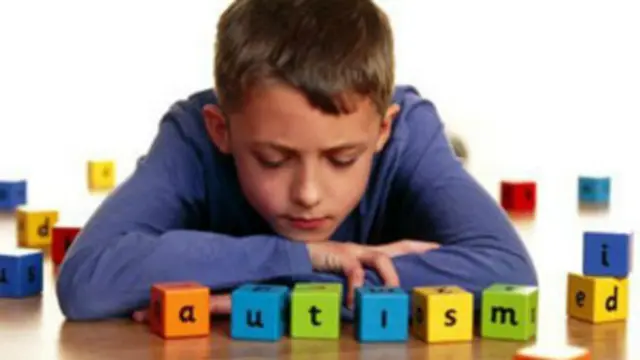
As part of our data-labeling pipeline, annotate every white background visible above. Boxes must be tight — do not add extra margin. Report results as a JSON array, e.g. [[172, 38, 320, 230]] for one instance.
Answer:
[[0, 0, 639, 348]]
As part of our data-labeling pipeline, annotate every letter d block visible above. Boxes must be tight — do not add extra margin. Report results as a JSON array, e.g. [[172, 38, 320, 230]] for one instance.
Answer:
[[583, 231, 633, 277], [290, 283, 342, 339], [150, 282, 210, 339], [0, 248, 43, 298], [355, 286, 409, 342], [411, 286, 473, 343], [231, 284, 290, 341], [567, 273, 628, 323], [481, 284, 538, 341], [16, 208, 59, 248]]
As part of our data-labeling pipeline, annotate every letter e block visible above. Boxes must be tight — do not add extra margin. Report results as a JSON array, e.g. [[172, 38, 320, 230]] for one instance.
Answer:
[[290, 283, 341, 339], [583, 231, 632, 277], [231, 284, 290, 341], [52, 226, 81, 265], [150, 282, 210, 339], [0, 248, 43, 298], [355, 286, 409, 342], [87, 160, 116, 192], [16, 208, 59, 248], [567, 273, 628, 323], [411, 286, 474, 343], [481, 284, 538, 341]]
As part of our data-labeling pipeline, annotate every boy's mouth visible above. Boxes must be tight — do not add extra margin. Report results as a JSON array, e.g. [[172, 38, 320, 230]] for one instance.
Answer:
[[283, 216, 329, 230]]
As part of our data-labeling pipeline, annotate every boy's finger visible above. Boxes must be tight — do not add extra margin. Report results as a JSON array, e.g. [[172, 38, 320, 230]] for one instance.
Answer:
[[209, 294, 232, 314], [360, 251, 399, 287], [132, 310, 148, 323], [342, 258, 365, 309]]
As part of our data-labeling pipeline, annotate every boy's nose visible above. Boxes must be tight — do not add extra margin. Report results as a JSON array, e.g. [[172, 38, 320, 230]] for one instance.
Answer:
[[291, 170, 321, 209]]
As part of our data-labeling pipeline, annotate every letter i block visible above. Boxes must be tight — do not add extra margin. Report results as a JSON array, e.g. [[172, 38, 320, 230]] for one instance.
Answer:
[[231, 284, 290, 341], [481, 284, 538, 341], [411, 286, 474, 343], [583, 231, 632, 277], [355, 286, 409, 342], [500, 181, 536, 214], [16, 208, 59, 248], [150, 282, 210, 339], [0, 180, 27, 210], [513, 344, 591, 360], [52, 226, 81, 265], [578, 176, 610, 206], [87, 160, 115, 191], [0, 248, 43, 298], [567, 273, 628, 323], [290, 283, 342, 339]]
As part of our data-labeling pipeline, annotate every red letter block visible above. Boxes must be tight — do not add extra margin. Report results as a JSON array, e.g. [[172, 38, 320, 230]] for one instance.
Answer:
[[52, 226, 81, 265], [501, 181, 536, 214]]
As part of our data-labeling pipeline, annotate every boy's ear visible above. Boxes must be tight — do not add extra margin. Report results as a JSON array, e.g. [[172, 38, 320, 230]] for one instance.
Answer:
[[203, 104, 231, 154], [375, 103, 401, 152]]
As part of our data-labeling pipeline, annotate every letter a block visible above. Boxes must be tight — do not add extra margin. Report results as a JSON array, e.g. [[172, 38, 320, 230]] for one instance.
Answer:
[[16, 208, 59, 248], [87, 160, 116, 192], [583, 231, 632, 277], [0, 248, 43, 298], [481, 284, 538, 341], [355, 286, 409, 342], [567, 273, 628, 323], [231, 284, 290, 341], [290, 283, 341, 339], [513, 344, 591, 359], [150, 282, 210, 339], [52, 226, 81, 266], [411, 286, 473, 343]]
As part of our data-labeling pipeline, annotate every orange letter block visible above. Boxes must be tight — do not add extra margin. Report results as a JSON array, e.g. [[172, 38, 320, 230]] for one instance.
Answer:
[[513, 344, 590, 359], [150, 282, 210, 339]]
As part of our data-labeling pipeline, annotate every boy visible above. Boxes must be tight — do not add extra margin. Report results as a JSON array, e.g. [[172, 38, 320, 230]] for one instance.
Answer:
[[56, 0, 537, 321]]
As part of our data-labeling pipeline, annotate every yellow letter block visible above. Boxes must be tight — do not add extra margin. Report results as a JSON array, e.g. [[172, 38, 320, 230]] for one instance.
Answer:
[[567, 273, 628, 323], [87, 160, 115, 192], [17, 208, 59, 248], [411, 285, 473, 343]]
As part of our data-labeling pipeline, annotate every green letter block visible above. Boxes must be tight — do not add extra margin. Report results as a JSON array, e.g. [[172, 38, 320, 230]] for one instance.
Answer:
[[481, 284, 538, 341], [290, 283, 342, 339]]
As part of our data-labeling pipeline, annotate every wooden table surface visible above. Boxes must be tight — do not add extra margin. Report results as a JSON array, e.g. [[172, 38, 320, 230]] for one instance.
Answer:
[[1, 197, 639, 359]]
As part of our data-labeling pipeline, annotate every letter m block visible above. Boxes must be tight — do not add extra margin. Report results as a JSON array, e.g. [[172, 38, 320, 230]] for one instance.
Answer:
[[481, 283, 538, 341]]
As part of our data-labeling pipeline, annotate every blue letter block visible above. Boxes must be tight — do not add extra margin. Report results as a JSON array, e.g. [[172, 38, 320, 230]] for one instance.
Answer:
[[583, 231, 632, 277], [0, 180, 27, 210], [231, 284, 290, 341], [0, 248, 43, 297], [578, 176, 610, 205], [355, 286, 409, 342]]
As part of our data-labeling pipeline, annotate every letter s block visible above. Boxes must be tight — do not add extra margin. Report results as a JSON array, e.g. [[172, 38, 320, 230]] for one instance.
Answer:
[[567, 273, 628, 323], [231, 284, 290, 341], [355, 286, 409, 342], [290, 283, 342, 339], [0, 248, 43, 298], [150, 282, 210, 339], [481, 284, 538, 341], [16, 208, 59, 248], [411, 286, 473, 343]]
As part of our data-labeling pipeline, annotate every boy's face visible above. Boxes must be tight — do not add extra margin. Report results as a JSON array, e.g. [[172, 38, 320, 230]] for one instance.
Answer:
[[204, 83, 399, 243]]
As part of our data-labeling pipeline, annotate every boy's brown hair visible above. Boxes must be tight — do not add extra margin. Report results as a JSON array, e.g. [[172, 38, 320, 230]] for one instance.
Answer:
[[214, 0, 395, 117]]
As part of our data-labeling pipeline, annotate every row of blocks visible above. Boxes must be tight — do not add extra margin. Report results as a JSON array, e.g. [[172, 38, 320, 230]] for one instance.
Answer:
[[500, 176, 611, 214]]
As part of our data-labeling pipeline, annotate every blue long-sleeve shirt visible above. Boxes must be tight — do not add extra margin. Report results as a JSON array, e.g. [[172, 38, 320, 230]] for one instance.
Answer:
[[55, 85, 537, 321]]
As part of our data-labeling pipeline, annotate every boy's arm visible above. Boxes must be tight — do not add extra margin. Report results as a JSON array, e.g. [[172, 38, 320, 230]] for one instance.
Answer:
[[56, 116, 312, 321]]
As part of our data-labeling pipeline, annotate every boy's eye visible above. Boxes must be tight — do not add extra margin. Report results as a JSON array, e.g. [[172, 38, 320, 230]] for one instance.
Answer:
[[256, 154, 288, 168], [329, 156, 358, 167]]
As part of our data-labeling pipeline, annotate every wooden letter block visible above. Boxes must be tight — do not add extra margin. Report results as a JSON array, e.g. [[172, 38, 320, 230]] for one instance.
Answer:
[[583, 231, 632, 277], [231, 284, 290, 341], [16, 208, 59, 248], [355, 286, 409, 342], [411, 286, 473, 343], [52, 226, 81, 265], [290, 283, 341, 339], [514, 344, 591, 359], [0, 248, 43, 298], [481, 284, 538, 341], [567, 273, 628, 323], [578, 176, 610, 206], [87, 160, 115, 191], [150, 282, 210, 339], [500, 181, 536, 214], [0, 180, 27, 210]]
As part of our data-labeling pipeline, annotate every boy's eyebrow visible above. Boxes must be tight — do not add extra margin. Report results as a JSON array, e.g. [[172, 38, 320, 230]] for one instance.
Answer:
[[252, 141, 368, 153]]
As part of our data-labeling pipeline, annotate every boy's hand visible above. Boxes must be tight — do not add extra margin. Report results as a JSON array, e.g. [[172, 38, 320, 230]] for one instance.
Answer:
[[373, 239, 441, 258], [131, 294, 231, 323], [306, 242, 399, 309]]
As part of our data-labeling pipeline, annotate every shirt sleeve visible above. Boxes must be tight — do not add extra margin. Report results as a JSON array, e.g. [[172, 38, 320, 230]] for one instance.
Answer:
[[56, 115, 313, 321]]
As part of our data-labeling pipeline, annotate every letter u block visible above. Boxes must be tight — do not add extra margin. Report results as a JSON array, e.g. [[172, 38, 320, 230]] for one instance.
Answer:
[[0, 248, 43, 298], [290, 283, 342, 339], [355, 286, 409, 342], [150, 282, 210, 339], [231, 284, 290, 341], [567, 273, 628, 323], [583, 231, 633, 277], [481, 284, 538, 341], [16, 208, 59, 248], [411, 286, 474, 343]]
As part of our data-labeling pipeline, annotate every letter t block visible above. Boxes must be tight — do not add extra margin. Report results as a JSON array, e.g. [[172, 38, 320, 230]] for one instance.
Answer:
[[290, 283, 342, 339], [150, 282, 210, 339], [231, 284, 290, 341], [481, 284, 538, 341]]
